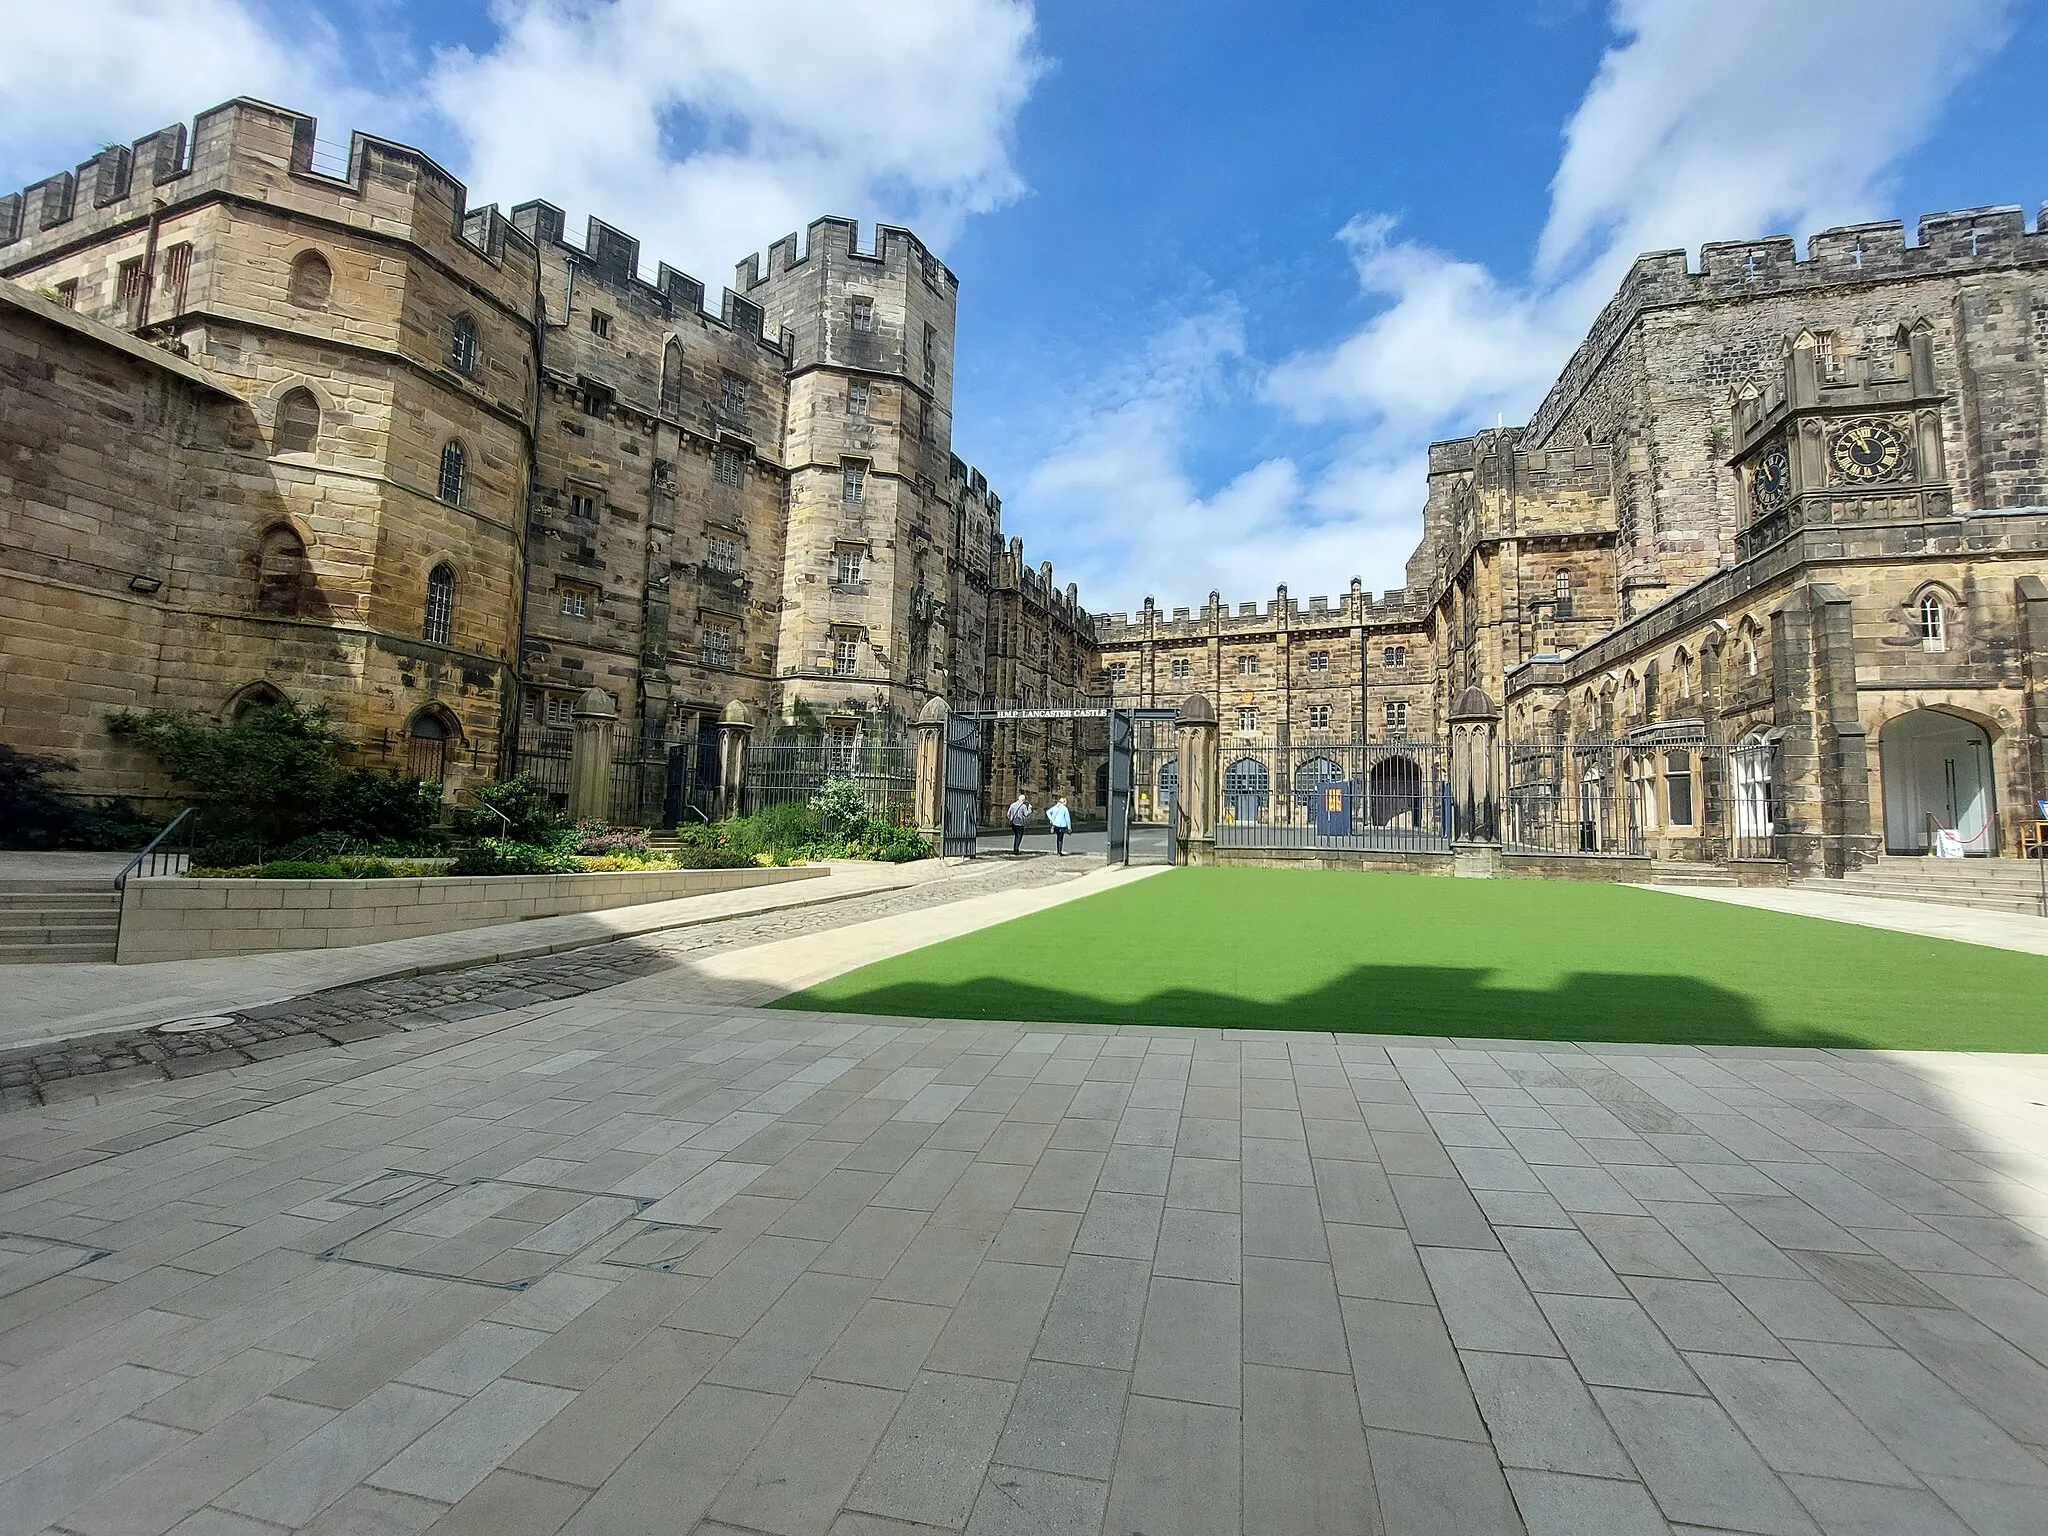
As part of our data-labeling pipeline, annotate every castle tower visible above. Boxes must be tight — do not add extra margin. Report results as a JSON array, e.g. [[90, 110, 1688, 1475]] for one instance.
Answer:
[[740, 219, 959, 735]]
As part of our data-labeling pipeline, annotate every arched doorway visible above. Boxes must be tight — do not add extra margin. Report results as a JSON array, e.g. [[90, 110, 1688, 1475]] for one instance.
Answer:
[[1367, 755, 1422, 829], [1224, 757, 1269, 825], [1881, 709, 1995, 855], [406, 710, 458, 784]]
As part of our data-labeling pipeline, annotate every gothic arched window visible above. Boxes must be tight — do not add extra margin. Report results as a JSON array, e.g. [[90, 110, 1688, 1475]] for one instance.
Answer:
[[1919, 594, 1947, 653], [449, 314, 479, 375], [423, 564, 455, 646], [256, 525, 309, 616], [437, 441, 466, 506], [274, 388, 320, 455]]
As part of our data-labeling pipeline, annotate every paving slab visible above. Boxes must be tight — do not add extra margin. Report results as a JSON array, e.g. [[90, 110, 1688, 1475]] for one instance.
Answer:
[[0, 870, 2043, 1534]]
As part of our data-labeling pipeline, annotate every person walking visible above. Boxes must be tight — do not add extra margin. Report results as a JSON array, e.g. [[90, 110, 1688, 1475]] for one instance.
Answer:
[[1007, 792, 1032, 855], [1047, 795, 1072, 855]]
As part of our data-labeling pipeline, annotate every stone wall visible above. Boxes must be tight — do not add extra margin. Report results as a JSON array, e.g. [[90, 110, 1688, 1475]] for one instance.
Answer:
[[115, 863, 829, 963]]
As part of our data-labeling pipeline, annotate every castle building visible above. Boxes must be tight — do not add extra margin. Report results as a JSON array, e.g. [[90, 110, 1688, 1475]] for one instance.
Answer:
[[0, 98, 1088, 815], [4, 96, 2044, 872]]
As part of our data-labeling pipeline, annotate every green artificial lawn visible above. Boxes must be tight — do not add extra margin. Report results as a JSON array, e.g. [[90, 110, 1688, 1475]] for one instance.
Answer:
[[773, 867, 2048, 1051]]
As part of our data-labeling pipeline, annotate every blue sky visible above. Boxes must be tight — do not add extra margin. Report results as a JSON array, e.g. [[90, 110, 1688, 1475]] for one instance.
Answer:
[[5, 1, 2043, 609]]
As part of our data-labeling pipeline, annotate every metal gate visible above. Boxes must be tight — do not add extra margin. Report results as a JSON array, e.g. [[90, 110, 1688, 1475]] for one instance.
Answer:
[[942, 713, 983, 858], [1107, 709, 1133, 862]]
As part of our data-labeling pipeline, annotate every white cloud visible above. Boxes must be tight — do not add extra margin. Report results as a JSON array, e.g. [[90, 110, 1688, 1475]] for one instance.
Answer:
[[2, 0, 1042, 305], [1019, 0, 2017, 612], [429, 0, 1042, 290], [0, 1, 367, 180]]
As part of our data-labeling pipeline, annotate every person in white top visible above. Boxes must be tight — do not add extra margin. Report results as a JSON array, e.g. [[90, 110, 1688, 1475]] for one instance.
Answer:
[[1006, 793, 1032, 855]]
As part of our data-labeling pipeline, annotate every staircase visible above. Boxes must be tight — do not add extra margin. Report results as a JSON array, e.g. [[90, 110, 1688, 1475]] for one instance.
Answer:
[[1805, 856, 2048, 919], [0, 882, 122, 963]]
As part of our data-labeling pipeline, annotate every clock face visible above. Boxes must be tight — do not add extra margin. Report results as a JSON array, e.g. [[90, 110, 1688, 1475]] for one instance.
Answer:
[[1830, 420, 1910, 483], [1753, 446, 1791, 509]]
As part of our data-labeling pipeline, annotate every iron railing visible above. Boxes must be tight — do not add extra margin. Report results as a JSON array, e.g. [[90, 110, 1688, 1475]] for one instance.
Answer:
[[1214, 740, 1452, 853], [113, 807, 196, 888], [742, 740, 914, 821]]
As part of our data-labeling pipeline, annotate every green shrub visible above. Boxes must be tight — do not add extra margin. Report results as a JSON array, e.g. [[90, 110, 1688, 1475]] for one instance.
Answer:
[[453, 774, 563, 844], [0, 745, 164, 851], [111, 701, 348, 846], [808, 777, 870, 841], [448, 838, 583, 876], [328, 769, 443, 845]]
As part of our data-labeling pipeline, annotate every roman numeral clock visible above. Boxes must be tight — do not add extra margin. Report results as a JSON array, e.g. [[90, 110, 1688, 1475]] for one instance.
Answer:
[[1727, 328, 1952, 559]]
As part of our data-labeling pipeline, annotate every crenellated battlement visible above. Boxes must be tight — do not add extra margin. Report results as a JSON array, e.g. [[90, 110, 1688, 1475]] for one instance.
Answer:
[[1527, 204, 2048, 446], [509, 200, 788, 354], [0, 98, 534, 280], [733, 216, 958, 295], [1092, 579, 1428, 640]]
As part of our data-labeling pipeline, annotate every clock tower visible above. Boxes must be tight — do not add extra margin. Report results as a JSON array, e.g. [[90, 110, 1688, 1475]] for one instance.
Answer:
[[1729, 324, 1951, 559]]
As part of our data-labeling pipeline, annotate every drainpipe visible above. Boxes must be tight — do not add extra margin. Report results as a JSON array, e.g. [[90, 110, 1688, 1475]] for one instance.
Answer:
[[133, 199, 165, 332]]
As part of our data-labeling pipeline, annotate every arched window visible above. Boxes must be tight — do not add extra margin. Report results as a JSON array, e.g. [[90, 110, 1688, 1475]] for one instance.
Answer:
[[1744, 634, 1759, 676], [286, 251, 331, 308], [1919, 594, 1947, 653], [1223, 756, 1270, 825], [273, 388, 320, 455], [229, 682, 288, 721], [437, 441, 466, 506], [448, 314, 478, 376], [423, 564, 454, 646], [660, 338, 684, 408], [255, 525, 309, 616], [406, 710, 452, 783]]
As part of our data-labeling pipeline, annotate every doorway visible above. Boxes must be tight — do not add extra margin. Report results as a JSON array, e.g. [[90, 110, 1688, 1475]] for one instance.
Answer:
[[1881, 709, 1996, 855]]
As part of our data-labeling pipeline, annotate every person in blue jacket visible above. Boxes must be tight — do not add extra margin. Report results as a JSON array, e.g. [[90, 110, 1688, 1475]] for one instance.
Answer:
[[1047, 795, 1073, 855]]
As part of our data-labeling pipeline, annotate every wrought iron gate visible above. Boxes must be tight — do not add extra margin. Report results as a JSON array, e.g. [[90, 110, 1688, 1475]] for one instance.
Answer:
[[942, 713, 983, 858], [1107, 709, 1133, 863]]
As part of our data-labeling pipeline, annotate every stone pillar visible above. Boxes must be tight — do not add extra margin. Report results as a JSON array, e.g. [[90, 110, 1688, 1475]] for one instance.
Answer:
[[1448, 687, 1501, 866], [716, 701, 754, 820], [1776, 583, 1873, 877], [2018, 577, 2048, 826], [914, 696, 948, 842], [1174, 693, 1219, 867], [568, 688, 618, 823]]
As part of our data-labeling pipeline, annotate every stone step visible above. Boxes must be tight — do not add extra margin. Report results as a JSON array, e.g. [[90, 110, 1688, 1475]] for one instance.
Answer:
[[0, 917, 120, 940], [0, 938, 118, 964], [1802, 880, 2047, 919], [0, 891, 121, 911]]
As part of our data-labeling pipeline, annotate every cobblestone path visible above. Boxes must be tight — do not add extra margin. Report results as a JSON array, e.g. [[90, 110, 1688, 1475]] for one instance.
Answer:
[[1, 857, 1086, 1110]]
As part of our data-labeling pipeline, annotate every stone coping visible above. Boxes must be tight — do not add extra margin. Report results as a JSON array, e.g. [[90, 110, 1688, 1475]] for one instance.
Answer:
[[116, 863, 827, 963]]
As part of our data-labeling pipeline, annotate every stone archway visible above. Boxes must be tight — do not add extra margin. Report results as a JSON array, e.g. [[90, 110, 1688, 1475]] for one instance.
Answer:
[[1879, 708, 1996, 855]]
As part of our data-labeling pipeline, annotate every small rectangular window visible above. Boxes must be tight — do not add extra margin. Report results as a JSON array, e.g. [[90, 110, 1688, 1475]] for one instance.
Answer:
[[580, 382, 612, 417], [828, 722, 859, 771], [1385, 700, 1408, 735], [842, 460, 867, 508], [923, 322, 937, 387], [52, 279, 78, 309], [714, 446, 744, 488], [590, 311, 612, 338], [558, 586, 591, 619], [544, 693, 574, 727], [1308, 703, 1331, 730], [834, 549, 864, 587], [1238, 654, 1259, 677], [722, 376, 746, 414], [1237, 706, 1258, 734], [1108, 662, 1127, 684], [1308, 650, 1330, 673], [850, 296, 875, 333], [703, 626, 734, 667], [568, 491, 598, 520], [847, 381, 869, 417], [117, 257, 144, 310], [1383, 645, 1406, 668], [833, 634, 860, 675], [1665, 751, 1694, 826], [159, 243, 191, 310], [707, 536, 742, 573], [1170, 659, 1190, 681]]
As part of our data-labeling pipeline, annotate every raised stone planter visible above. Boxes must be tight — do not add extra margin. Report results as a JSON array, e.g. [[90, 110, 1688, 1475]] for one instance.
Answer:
[[116, 865, 829, 964]]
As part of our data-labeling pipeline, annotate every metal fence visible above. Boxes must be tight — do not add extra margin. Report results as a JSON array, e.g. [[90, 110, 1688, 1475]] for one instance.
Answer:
[[1214, 740, 1452, 853], [505, 723, 705, 828], [741, 739, 914, 822], [1503, 735, 1785, 861]]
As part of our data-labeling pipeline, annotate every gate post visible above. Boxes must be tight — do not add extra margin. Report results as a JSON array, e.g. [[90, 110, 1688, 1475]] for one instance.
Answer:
[[1175, 694, 1220, 867], [568, 688, 618, 822], [914, 697, 948, 842], [716, 701, 754, 820], [1449, 687, 1501, 875]]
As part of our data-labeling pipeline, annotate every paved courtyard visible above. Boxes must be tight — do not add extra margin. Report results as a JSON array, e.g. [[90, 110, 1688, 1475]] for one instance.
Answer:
[[2, 874, 2046, 1535]]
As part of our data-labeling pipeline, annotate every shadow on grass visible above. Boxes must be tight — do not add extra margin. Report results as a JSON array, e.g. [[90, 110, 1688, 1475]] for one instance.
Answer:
[[776, 963, 1876, 1050]]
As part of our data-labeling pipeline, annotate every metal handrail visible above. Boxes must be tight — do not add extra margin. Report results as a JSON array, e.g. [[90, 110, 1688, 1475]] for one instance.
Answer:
[[113, 807, 195, 890]]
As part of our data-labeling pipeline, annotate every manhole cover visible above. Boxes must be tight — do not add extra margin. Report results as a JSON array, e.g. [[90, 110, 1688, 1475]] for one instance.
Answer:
[[157, 1015, 239, 1035]]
